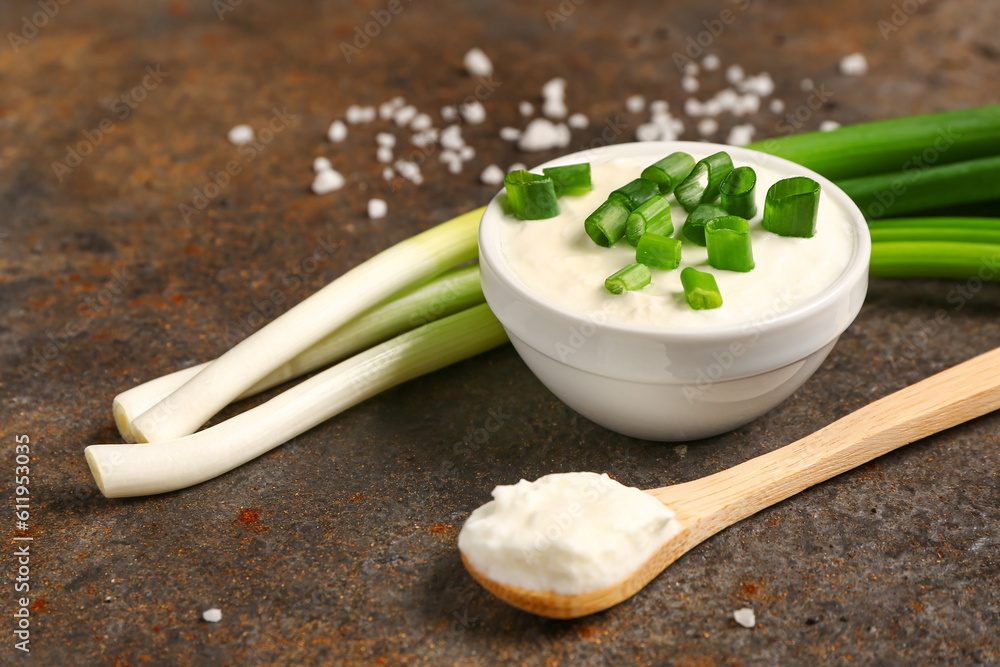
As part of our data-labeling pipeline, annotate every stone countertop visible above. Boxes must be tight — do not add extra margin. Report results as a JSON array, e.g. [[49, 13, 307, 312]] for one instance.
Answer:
[[1, 1, 998, 664]]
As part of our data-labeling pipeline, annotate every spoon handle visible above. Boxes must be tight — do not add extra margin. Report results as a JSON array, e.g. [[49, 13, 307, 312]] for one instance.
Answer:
[[650, 346, 1000, 537]]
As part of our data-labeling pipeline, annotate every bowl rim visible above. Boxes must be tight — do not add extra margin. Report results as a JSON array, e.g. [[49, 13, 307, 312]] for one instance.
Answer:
[[478, 140, 871, 343]]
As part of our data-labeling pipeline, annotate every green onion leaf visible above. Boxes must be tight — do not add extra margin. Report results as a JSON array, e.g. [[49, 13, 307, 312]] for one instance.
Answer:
[[543, 163, 593, 197], [680, 267, 723, 310], [720, 166, 758, 219], [585, 199, 630, 247], [682, 204, 729, 246], [625, 195, 672, 247], [675, 151, 735, 212], [636, 233, 682, 270], [705, 216, 755, 272], [762, 176, 820, 237], [641, 152, 696, 195], [504, 170, 560, 220], [608, 178, 660, 211], [605, 263, 651, 295]]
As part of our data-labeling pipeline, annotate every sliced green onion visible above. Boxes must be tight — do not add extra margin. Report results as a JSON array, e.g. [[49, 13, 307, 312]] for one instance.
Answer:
[[705, 216, 755, 272], [87, 304, 509, 498], [584, 199, 630, 247], [762, 177, 821, 237], [608, 178, 660, 211], [680, 267, 723, 310], [605, 263, 651, 295], [641, 152, 696, 195], [747, 105, 1000, 181], [543, 163, 592, 197], [720, 166, 758, 219], [835, 155, 1000, 220], [682, 204, 728, 246], [625, 195, 672, 247], [503, 170, 560, 220], [870, 241, 1000, 280], [635, 233, 682, 270], [675, 151, 734, 212], [112, 266, 485, 442]]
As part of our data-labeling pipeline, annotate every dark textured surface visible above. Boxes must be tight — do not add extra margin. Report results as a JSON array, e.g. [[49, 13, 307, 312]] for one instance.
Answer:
[[2, 1, 999, 664]]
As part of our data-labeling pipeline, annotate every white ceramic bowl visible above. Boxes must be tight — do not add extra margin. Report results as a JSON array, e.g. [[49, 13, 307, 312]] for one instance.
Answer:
[[478, 141, 870, 441]]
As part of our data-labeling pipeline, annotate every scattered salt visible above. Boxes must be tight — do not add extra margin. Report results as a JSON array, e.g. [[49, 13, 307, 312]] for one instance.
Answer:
[[626, 94, 646, 113], [499, 127, 521, 141], [542, 77, 566, 100], [367, 198, 387, 219], [311, 168, 345, 195], [480, 164, 504, 185], [440, 125, 465, 151], [800, 78, 815, 91], [202, 608, 222, 623], [440, 106, 459, 122], [313, 157, 332, 173], [381, 167, 394, 181], [376, 132, 396, 148], [684, 62, 699, 77], [697, 118, 719, 136], [227, 124, 254, 145], [543, 98, 568, 119], [682, 76, 699, 93], [684, 98, 704, 117], [461, 100, 487, 125], [507, 163, 527, 172], [459, 145, 475, 160], [769, 99, 785, 114], [819, 120, 841, 132], [650, 100, 669, 114], [393, 105, 418, 127], [346, 105, 376, 124], [376, 146, 393, 163], [394, 160, 422, 184], [726, 65, 745, 85], [410, 113, 433, 131], [567, 113, 588, 129], [464, 48, 494, 77], [518, 101, 534, 117], [740, 72, 775, 97], [702, 54, 720, 71], [327, 120, 348, 143], [733, 608, 755, 628], [839, 53, 869, 76], [518, 118, 570, 151], [726, 123, 756, 146]]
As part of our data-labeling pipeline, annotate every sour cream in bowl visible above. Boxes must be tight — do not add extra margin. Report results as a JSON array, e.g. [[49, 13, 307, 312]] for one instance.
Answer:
[[478, 141, 870, 441]]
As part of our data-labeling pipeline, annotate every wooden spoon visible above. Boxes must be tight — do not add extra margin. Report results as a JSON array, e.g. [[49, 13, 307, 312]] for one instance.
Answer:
[[462, 346, 1000, 619]]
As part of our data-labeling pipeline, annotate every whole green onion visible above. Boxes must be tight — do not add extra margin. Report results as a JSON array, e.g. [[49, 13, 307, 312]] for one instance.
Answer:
[[680, 267, 723, 310], [675, 151, 734, 212], [641, 152, 696, 195], [609, 178, 660, 211], [605, 263, 651, 295], [870, 241, 1000, 280], [543, 163, 592, 197], [705, 216, 755, 272], [635, 233, 682, 270], [626, 195, 672, 247], [682, 204, 729, 246], [762, 177, 820, 237], [585, 199, 630, 247], [504, 170, 560, 220], [720, 166, 758, 219]]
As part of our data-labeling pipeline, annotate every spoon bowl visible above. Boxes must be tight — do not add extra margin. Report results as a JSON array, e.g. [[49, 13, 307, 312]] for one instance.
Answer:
[[462, 345, 1000, 618]]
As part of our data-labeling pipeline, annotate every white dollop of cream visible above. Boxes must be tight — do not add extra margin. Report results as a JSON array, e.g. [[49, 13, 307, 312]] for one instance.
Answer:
[[458, 472, 681, 595]]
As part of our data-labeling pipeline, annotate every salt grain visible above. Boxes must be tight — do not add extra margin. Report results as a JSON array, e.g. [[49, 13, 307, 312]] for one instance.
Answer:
[[726, 123, 756, 146], [367, 198, 388, 219], [518, 118, 570, 151], [697, 118, 719, 136], [684, 62, 699, 77], [725, 65, 745, 85], [459, 145, 475, 161], [376, 146, 393, 163], [839, 52, 869, 76], [480, 164, 504, 185], [381, 167, 394, 181], [227, 124, 254, 145], [650, 100, 669, 114], [313, 157, 332, 172], [311, 168, 345, 195], [376, 132, 396, 148], [626, 94, 646, 113], [819, 120, 841, 132], [202, 608, 223, 623], [393, 105, 418, 127], [682, 76, 699, 93], [499, 127, 522, 141], [327, 120, 348, 143], [440, 106, 459, 122], [800, 77, 815, 91], [702, 54, 720, 71], [518, 101, 534, 117], [733, 608, 755, 628], [394, 160, 422, 184], [769, 99, 785, 114], [464, 47, 494, 77], [346, 105, 376, 124], [410, 113, 433, 131], [507, 163, 527, 172], [567, 113, 588, 129], [440, 125, 465, 151], [461, 100, 487, 125]]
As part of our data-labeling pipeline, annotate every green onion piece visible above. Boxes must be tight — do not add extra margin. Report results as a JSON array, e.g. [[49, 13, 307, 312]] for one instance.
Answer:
[[641, 152, 696, 195], [608, 178, 660, 211], [869, 241, 1000, 280], [625, 195, 672, 247], [705, 216, 755, 272], [543, 163, 592, 197], [675, 151, 735, 212], [762, 177, 821, 237], [635, 233, 682, 270], [869, 226, 1000, 246], [605, 263, 651, 295], [503, 170, 559, 220], [720, 166, 758, 219], [682, 204, 728, 246], [585, 199, 630, 247], [680, 267, 723, 310]]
